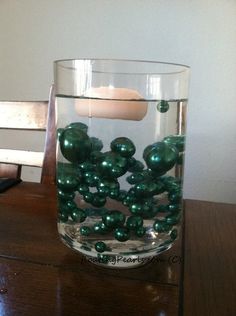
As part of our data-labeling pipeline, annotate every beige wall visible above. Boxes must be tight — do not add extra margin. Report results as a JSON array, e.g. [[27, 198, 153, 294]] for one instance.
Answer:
[[0, 0, 236, 203]]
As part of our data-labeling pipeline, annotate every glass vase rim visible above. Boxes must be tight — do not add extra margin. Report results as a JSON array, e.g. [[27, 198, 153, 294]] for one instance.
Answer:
[[54, 58, 190, 75]]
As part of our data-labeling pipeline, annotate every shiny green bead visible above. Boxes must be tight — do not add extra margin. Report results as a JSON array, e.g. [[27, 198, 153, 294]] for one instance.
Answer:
[[129, 203, 143, 215], [177, 152, 184, 165], [98, 152, 128, 178], [60, 128, 92, 163], [170, 228, 178, 240], [123, 189, 137, 206], [93, 222, 110, 234], [83, 171, 100, 187], [83, 192, 94, 203], [95, 241, 107, 253], [80, 226, 91, 236], [65, 200, 77, 210], [157, 204, 169, 213], [90, 151, 104, 163], [126, 172, 145, 185], [90, 137, 103, 151], [97, 254, 110, 264], [59, 212, 68, 222], [161, 176, 181, 192], [108, 188, 120, 199], [57, 189, 75, 201], [102, 210, 125, 229], [128, 159, 145, 172], [78, 183, 89, 195], [57, 128, 64, 141], [168, 190, 182, 203], [153, 219, 171, 233], [135, 226, 146, 237], [144, 142, 178, 173], [126, 216, 143, 230], [66, 122, 88, 133], [114, 227, 130, 242], [165, 213, 181, 225], [133, 181, 165, 198], [97, 179, 119, 192], [57, 174, 79, 192], [163, 135, 185, 152], [57, 162, 82, 179], [91, 193, 106, 207], [116, 190, 127, 202], [79, 162, 95, 172], [168, 204, 181, 213], [142, 205, 159, 219], [110, 137, 136, 158], [157, 100, 169, 113], [71, 208, 87, 223]]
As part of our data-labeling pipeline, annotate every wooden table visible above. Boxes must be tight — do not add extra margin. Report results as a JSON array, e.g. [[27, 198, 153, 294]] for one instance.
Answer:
[[0, 182, 235, 315]]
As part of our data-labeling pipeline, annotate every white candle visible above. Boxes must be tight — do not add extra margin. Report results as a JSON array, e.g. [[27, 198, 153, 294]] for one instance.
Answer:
[[75, 87, 148, 121]]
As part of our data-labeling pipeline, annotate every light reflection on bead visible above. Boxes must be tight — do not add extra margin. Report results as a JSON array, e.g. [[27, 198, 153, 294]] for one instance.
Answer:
[[114, 227, 130, 242]]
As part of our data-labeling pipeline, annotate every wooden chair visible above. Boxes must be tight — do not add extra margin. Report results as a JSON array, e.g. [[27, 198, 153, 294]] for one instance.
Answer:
[[0, 86, 56, 184]]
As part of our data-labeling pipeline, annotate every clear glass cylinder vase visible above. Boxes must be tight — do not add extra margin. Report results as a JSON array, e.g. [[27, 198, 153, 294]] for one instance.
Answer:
[[54, 59, 190, 268]]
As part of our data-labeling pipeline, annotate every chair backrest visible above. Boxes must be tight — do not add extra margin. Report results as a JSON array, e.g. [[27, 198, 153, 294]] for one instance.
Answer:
[[0, 86, 56, 184]]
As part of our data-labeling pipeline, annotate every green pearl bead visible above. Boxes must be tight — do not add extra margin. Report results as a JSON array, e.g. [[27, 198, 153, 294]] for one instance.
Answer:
[[79, 162, 95, 172], [83, 171, 100, 187], [157, 204, 169, 213], [90, 137, 103, 151], [95, 241, 107, 253], [97, 254, 110, 264], [163, 135, 185, 152], [102, 210, 125, 229], [80, 226, 91, 236], [98, 152, 128, 178], [116, 190, 127, 202], [59, 212, 68, 222], [128, 159, 145, 172], [177, 152, 184, 165], [57, 174, 79, 192], [123, 188, 137, 206], [126, 172, 145, 185], [168, 190, 182, 203], [57, 189, 75, 201], [161, 176, 181, 192], [110, 137, 136, 158], [93, 222, 110, 234], [126, 216, 143, 230], [144, 142, 178, 173], [133, 181, 165, 198], [91, 193, 106, 207], [168, 204, 181, 213], [170, 228, 178, 240], [97, 179, 119, 192], [114, 227, 130, 242], [90, 151, 104, 163], [157, 100, 169, 113], [108, 188, 120, 199], [165, 213, 181, 225], [78, 183, 89, 195], [57, 128, 64, 141], [66, 122, 88, 133], [129, 203, 143, 215], [71, 208, 87, 223], [153, 219, 171, 233], [135, 226, 146, 237], [83, 192, 94, 203], [60, 127, 92, 163]]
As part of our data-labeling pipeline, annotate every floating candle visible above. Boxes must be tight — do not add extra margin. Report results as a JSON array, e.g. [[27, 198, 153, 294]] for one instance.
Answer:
[[75, 87, 148, 120]]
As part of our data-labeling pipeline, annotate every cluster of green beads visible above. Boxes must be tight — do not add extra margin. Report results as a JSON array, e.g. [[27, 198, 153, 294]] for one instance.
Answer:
[[57, 121, 185, 255]]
